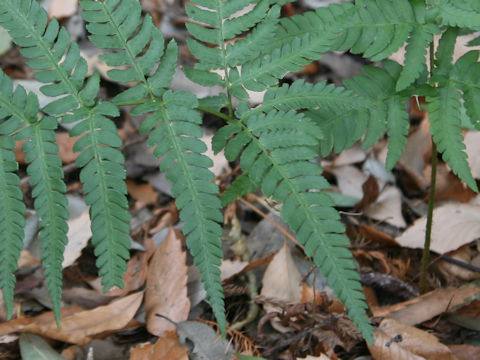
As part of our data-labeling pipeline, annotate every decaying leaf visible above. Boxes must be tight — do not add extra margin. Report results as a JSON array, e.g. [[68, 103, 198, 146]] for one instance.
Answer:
[[0, 292, 143, 344], [49, 0, 78, 19], [396, 203, 480, 254], [260, 242, 302, 332], [62, 209, 92, 268], [127, 179, 159, 207], [19, 333, 66, 360], [373, 286, 480, 325], [364, 185, 406, 228], [145, 228, 190, 336], [129, 331, 188, 360], [368, 318, 457, 360]]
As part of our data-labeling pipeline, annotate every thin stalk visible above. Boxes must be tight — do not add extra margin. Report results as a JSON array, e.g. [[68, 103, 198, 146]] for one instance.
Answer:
[[420, 42, 437, 293], [420, 141, 437, 293]]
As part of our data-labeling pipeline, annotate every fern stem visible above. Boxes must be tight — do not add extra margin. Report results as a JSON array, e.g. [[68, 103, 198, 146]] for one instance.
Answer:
[[196, 106, 232, 122], [420, 141, 437, 293], [420, 41, 438, 293]]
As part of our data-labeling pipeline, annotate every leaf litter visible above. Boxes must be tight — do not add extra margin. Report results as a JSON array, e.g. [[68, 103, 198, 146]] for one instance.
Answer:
[[2, 1, 480, 359]]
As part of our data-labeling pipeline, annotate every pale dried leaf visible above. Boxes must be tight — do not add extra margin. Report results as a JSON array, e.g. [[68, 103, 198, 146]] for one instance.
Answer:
[[145, 228, 190, 336], [49, 0, 78, 19], [0, 292, 143, 344], [296, 355, 331, 360], [126, 179, 159, 206], [332, 144, 366, 167], [260, 242, 302, 332], [373, 286, 480, 325], [56, 133, 80, 164], [368, 318, 457, 360], [331, 165, 367, 198], [396, 203, 480, 253], [203, 132, 230, 178], [18, 250, 40, 268], [129, 331, 188, 360], [364, 185, 406, 228], [62, 209, 91, 268]]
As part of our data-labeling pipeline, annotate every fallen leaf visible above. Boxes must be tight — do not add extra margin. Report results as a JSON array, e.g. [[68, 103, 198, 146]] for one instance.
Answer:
[[424, 163, 476, 203], [368, 318, 456, 360], [18, 250, 40, 268], [296, 355, 331, 360], [56, 133, 80, 164], [435, 243, 480, 281], [62, 209, 92, 268], [373, 286, 480, 325], [19, 333, 66, 360], [145, 228, 190, 336], [330, 165, 367, 199], [355, 175, 380, 210], [331, 144, 366, 167], [176, 321, 232, 360], [396, 203, 480, 254], [465, 131, 480, 180], [127, 179, 159, 207], [449, 344, 480, 360], [364, 185, 407, 228], [260, 242, 302, 332], [129, 331, 188, 360], [0, 292, 143, 344], [49, 0, 78, 19]]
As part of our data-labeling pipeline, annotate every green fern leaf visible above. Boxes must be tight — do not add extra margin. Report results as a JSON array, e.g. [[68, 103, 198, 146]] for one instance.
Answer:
[[16, 117, 69, 325], [215, 110, 373, 342], [396, 23, 440, 91], [385, 97, 410, 170], [0, 136, 24, 318], [428, 0, 480, 29], [69, 98, 131, 290], [427, 82, 478, 191], [0, 0, 94, 114], [220, 172, 257, 207], [136, 91, 226, 333]]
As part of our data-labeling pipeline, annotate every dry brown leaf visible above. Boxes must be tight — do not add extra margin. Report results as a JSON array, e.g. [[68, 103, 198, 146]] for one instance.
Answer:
[[435, 243, 480, 281], [129, 331, 189, 360], [0, 292, 143, 344], [332, 144, 366, 167], [364, 185, 407, 228], [49, 0, 78, 19], [127, 179, 159, 206], [396, 203, 480, 254], [449, 344, 480, 360], [424, 163, 476, 203], [368, 318, 457, 360], [145, 228, 190, 336], [56, 133, 80, 164], [18, 250, 40, 268], [373, 286, 480, 325], [219, 259, 248, 281], [62, 209, 92, 268], [358, 225, 399, 246], [260, 242, 302, 332]]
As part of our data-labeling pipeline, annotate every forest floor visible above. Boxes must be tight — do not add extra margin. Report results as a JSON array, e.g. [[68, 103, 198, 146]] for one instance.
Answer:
[[1, 0, 480, 359]]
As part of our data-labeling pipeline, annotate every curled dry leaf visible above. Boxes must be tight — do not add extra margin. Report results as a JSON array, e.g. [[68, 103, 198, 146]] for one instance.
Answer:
[[373, 286, 480, 326], [145, 228, 190, 336], [129, 331, 188, 360], [364, 185, 406, 228], [396, 203, 480, 254], [260, 242, 302, 332], [0, 292, 143, 344], [368, 318, 456, 360]]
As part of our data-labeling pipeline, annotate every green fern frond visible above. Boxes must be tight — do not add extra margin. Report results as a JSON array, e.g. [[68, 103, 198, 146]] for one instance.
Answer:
[[0, 0, 94, 114], [385, 97, 410, 170], [247, 79, 363, 118], [427, 82, 478, 191], [396, 23, 440, 91], [16, 117, 69, 324], [428, 0, 480, 29], [0, 136, 24, 318], [451, 51, 480, 129], [220, 172, 257, 207], [81, 0, 176, 99], [135, 91, 226, 333], [213, 110, 373, 341], [69, 99, 131, 290]]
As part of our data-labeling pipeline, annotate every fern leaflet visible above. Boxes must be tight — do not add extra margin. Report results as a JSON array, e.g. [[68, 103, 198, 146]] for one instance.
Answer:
[[213, 110, 374, 342]]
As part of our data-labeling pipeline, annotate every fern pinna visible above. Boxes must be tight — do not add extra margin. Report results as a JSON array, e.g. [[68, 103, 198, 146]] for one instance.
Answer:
[[0, 0, 131, 321]]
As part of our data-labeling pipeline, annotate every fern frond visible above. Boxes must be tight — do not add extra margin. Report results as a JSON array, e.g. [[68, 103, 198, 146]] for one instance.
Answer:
[[451, 51, 480, 129], [247, 79, 364, 118], [220, 172, 257, 207], [427, 81, 478, 191], [385, 97, 410, 170], [69, 98, 131, 290], [0, 0, 94, 114], [81, 0, 176, 100], [213, 110, 373, 342], [396, 23, 440, 91], [136, 91, 226, 333], [271, 0, 416, 61], [0, 136, 24, 318], [428, 0, 480, 29], [16, 117, 69, 324]]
